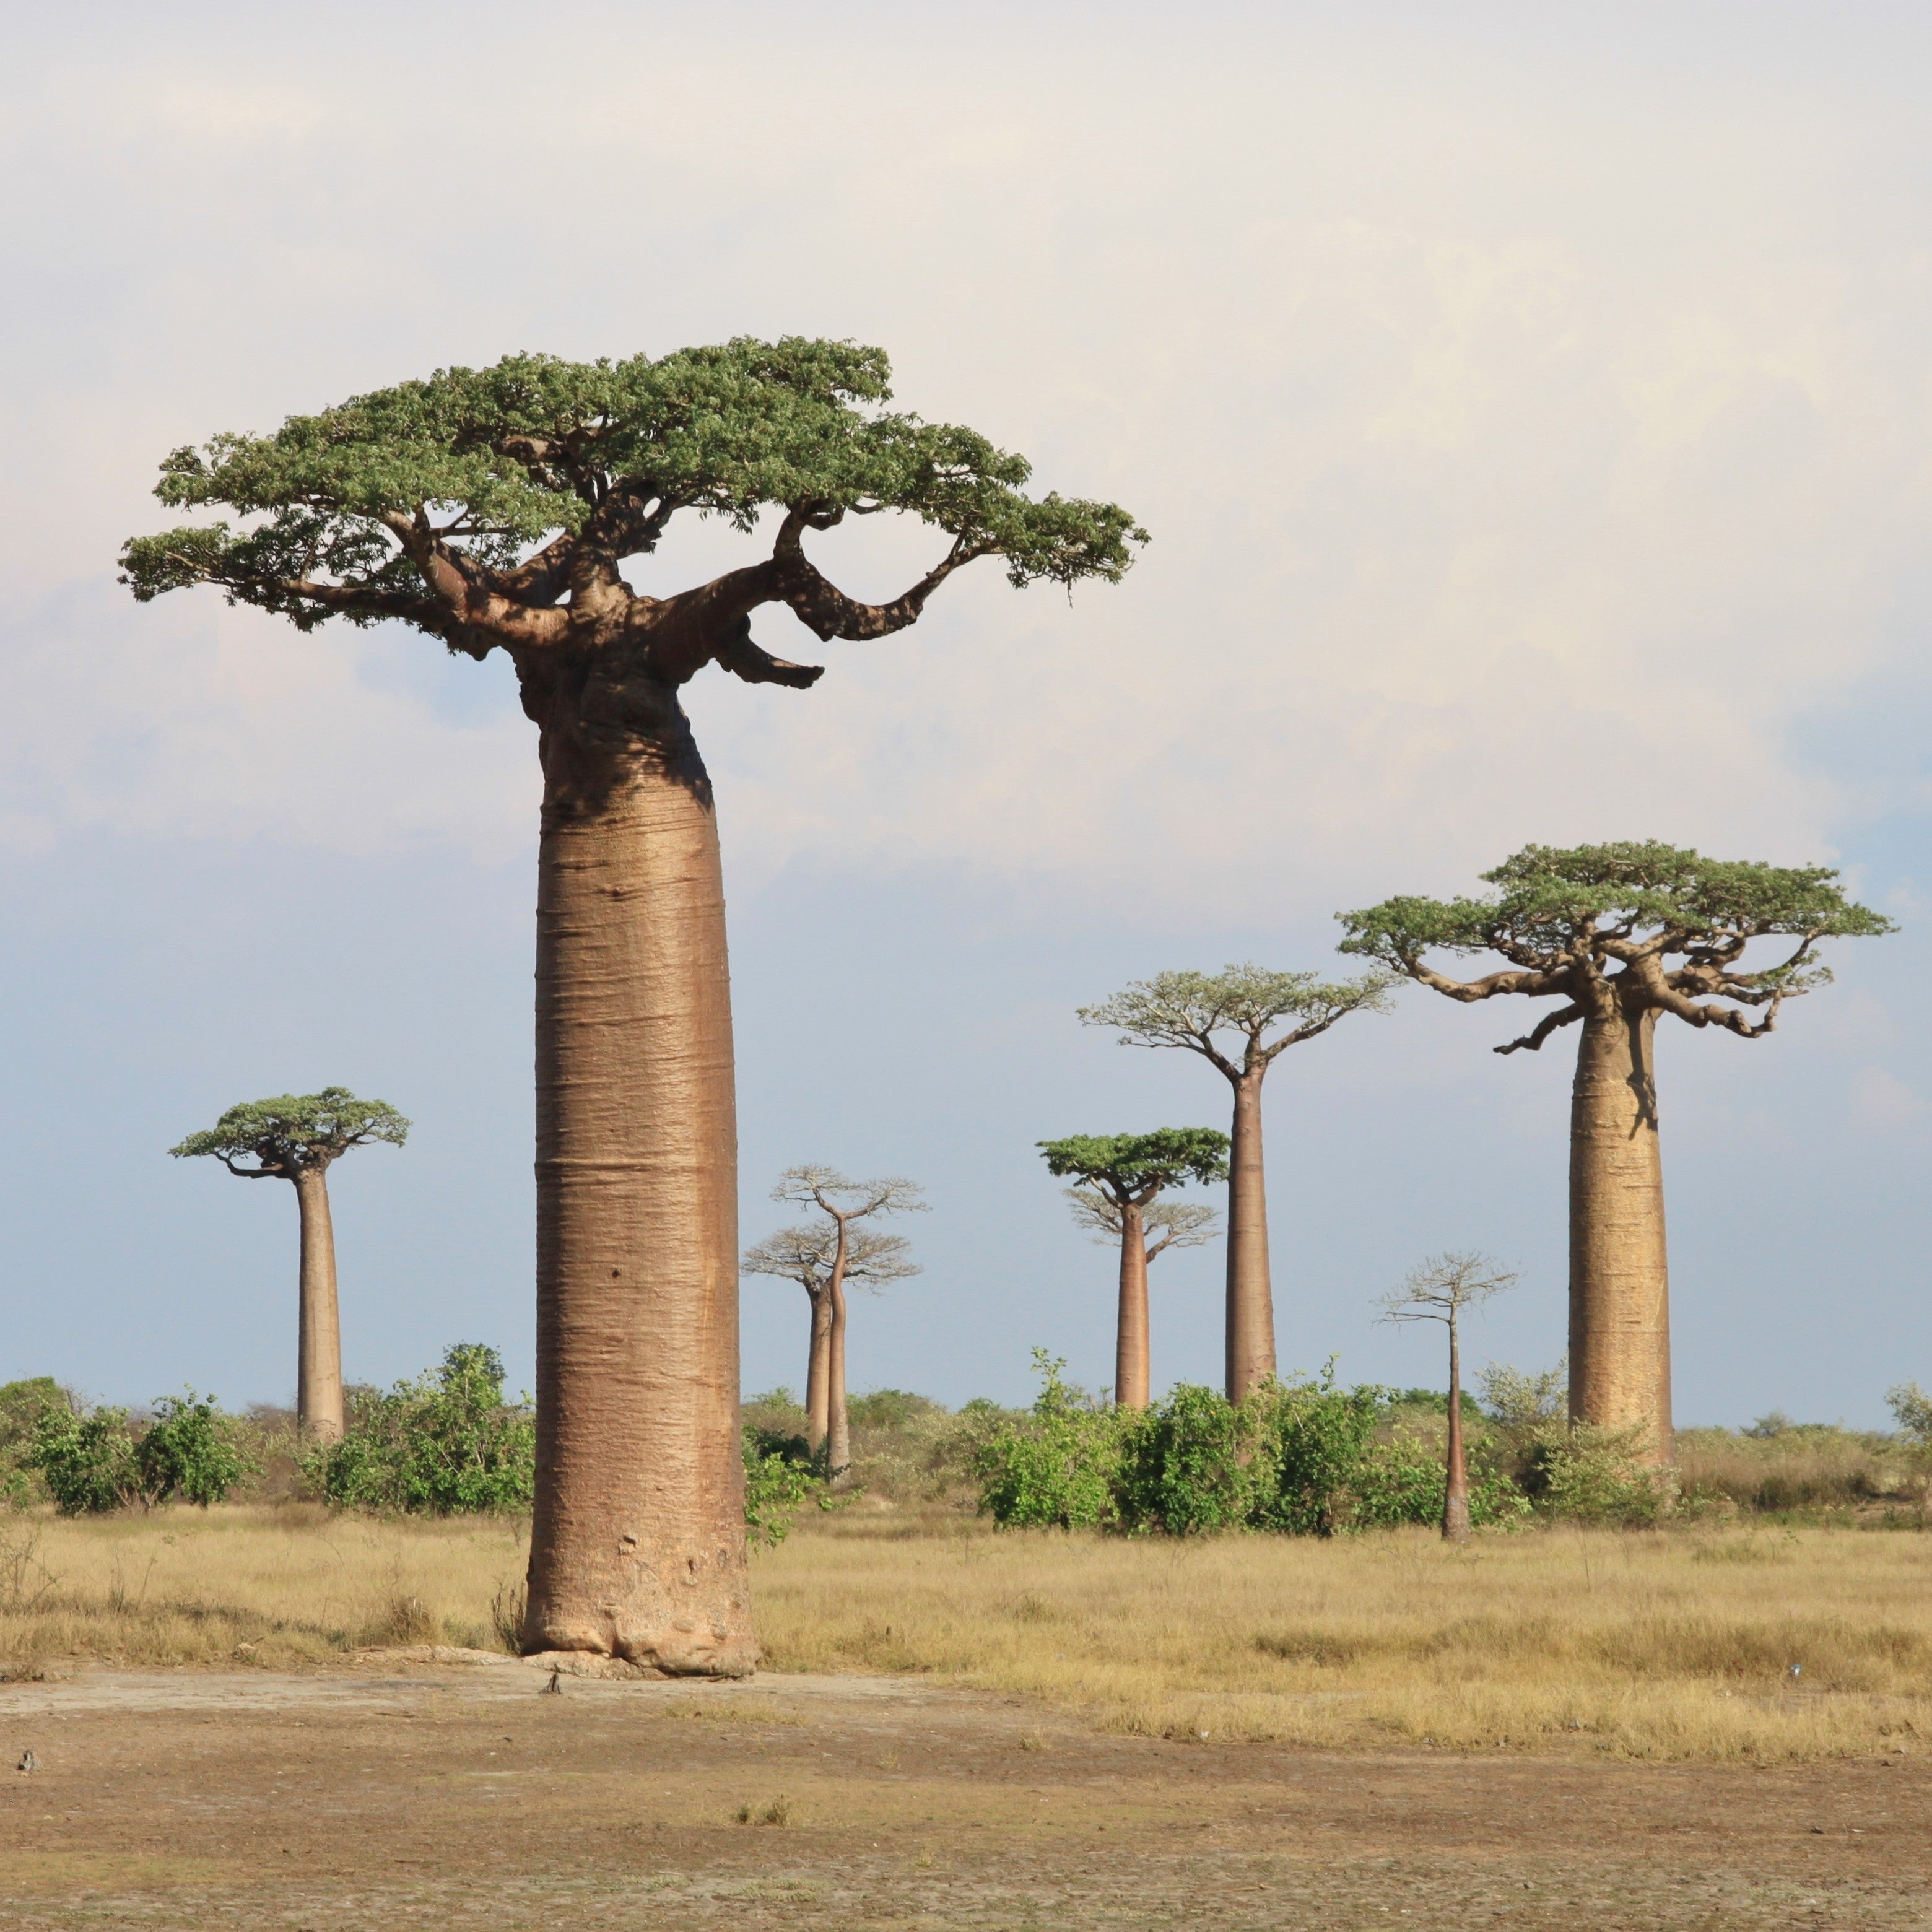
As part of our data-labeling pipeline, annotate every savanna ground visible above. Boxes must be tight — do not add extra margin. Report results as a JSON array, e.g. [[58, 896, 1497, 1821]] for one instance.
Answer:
[[4, 1502, 1932, 1930]]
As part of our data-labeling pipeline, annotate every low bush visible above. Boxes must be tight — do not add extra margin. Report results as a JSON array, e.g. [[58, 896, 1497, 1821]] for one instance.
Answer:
[[305, 1344, 534, 1515], [0, 1378, 67, 1508], [972, 1354, 1121, 1529], [27, 1390, 255, 1514]]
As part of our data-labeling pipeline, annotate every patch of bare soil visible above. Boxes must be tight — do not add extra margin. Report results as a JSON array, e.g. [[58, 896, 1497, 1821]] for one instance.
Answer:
[[2, 1655, 1928, 1930]]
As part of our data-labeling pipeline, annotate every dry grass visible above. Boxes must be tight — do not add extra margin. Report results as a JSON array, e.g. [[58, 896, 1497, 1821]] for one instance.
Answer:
[[5, 1503, 1931, 1762], [752, 1515, 1932, 1762], [0, 1505, 527, 1668]]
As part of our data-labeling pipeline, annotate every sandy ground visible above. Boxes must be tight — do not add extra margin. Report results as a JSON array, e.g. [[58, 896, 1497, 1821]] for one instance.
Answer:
[[2, 1654, 1930, 1930]]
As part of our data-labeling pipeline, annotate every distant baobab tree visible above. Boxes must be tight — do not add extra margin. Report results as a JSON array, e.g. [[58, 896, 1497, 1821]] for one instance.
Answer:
[[752, 1167, 926, 1481], [123, 339, 1140, 1674], [170, 1087, 409, 1441], [1378, 1251, 1517, 1543], [1079, 966, 1395, 1401], [1037, 1129, 1228, 1409], [742, 1219, 919, 1460], [1340, 842, 1892, 1463]]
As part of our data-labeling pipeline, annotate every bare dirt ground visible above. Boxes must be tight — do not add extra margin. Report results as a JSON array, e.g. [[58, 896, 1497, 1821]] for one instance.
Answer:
[[2, 1655, 1929, 1931]]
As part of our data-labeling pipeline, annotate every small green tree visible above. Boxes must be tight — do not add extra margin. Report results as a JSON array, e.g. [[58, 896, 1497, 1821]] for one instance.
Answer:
[[307, 1344, 534, 1515], [1038, 1128, 1227, 1411], [137, 1392, 258, 1506], [973, 1353, 1121, 1530], [1341, 843, 1891, 1462], [30, 1406, 145, 1514], [171, 1088, 409, 1441], [1078, 967, 1396, 1401]]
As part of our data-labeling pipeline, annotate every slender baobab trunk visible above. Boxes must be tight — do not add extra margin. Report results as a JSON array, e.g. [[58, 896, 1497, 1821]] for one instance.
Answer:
[[1225, 1071, 1276, 1401], [1442, 1313, 1469, 1543], [825, 1268, 851, 1483], [291, 1165, 345, 1443], [804, 1289, 832, 1451], [1115, 1199, 1151, 1410], [1569, 1006, 1673, 1464], [522, 729, 754, 1675]]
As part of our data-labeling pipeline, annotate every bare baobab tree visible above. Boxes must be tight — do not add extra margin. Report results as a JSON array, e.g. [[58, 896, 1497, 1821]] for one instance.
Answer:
[[1037, 1129, 1228, 1409], [123, 341, 1139, 1673], [764, 1167, 926, 1481], [1340, 842, 1892, 1463], [1078, 967, 1396, 1401], [1377, 1251, 1517, 1543], [169, 1088, 409, 1442], [741, 1220, 918, 1458]]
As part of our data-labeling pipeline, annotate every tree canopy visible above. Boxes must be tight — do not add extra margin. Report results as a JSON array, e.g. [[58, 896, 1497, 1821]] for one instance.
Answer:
[[741, 1222, 921, 1296], [1037, 1128, 1230, 1199], [1077, 965, 1398, 1080], [1336, 840, 1893, 1053], [770, 1165, 929, 1223], [121, 339, 1146, 679], [1065, 1190, 1220, 1257], [170, 1087, 411, 1177]]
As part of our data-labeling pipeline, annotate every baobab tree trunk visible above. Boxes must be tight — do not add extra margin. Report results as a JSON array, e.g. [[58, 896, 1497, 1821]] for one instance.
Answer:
[[521, 728, 755, 1675], [1442, 1315, 1469, 1543], [804, 1289, 832, 1451], [1225, 1071, 1277, 1402], [825, 1272, 851, 1483], [1115, 1199, 1151, 1410], [290, 1165, 345, 1443], [1569, 1006, 1674, 1465]]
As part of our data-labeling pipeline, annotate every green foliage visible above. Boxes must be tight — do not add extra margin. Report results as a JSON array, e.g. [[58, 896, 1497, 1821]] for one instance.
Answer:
[[305, 1344, 534, 1515], [1886, 1382, 1932, 1450], [1037, 1128, 1230, 1193], [743, 1426, 817, 1547], [137, 1391, 258, 1507], [30, 1405, 144, 1514], [972, 1353, 1123, 1530], [846, 1389, 945, 1430], [1251, 1370, 1388, 1536], [1338, 841, 1892, 982], [1078, 964, 1397, 1064], [170, 1086, 409, 1174], [0, 1378, 66, 1507], [1115, 1384, 1256, 1534], [1383, 1388, 1486, 1421], [123, 339, 1145, 629], [1525, 1422, 1666, 1526]]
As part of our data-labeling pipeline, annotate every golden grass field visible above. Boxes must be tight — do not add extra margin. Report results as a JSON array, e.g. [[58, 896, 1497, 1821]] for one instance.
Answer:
[[4, 1505, 1929, 1764]]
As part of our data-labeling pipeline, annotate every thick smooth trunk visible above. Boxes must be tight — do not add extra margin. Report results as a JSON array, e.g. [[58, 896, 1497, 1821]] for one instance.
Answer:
[[1569, 1008, 1673, 1464], [804, 1290, 832, 1451], [292, 1167, 344, 1442], [522, 744, 754, 1675], [825, 1275, 850, 1483], [1442, 1320, 1469, 1543], [1115, 1200, 1151, 1410], [1225, 1073, 1276, 1401]]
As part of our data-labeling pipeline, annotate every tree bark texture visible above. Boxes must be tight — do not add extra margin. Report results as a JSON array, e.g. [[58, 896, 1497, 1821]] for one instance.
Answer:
[[1569, 1009, 1674, 1464], [521, 734, 754, 1675], [804, 1290, 832, 1451], [1115, 1201, 1151, 1411], [1442, 1318, 1469, 1543], [1224, 1074, 1276, 1402], [825, 1269, 851, 1483], [291, 1166, 345, 1443]]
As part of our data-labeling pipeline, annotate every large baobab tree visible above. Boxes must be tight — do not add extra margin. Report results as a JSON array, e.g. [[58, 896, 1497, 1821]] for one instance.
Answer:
[[1079, 967, 1395, 1401], [741, 1220, 919, 1457], [123, 341, 1140, 1673], [1339, 842, 1892, 1463], [1037, 1128, 1227, 1409], [762, 1167, 927, 1481], [169, 1087, 409, 1442], [1377, 1251, 1517, 1543]]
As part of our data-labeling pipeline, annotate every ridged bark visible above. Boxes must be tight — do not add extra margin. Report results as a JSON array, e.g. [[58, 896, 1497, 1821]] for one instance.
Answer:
[[825, 1271, 851, 1482], [804, 1290, 832, 1451], [521, 738, 754, 1675], [1569, 1008, 1673, 1464], [1225, 1074, 1276, 1401], [1115, 1201, 1151, 1411], [1442, 1317, 1469, 1543], [292, 1166, 345, 1443]]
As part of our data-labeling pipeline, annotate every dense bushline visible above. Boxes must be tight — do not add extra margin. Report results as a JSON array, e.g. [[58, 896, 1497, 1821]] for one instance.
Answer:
[[12, 1383, 257, 1515]]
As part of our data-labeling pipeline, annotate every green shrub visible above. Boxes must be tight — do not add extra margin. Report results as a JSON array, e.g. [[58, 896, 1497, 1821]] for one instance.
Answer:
[[1115, 1383, 1257, 1534], [136, 1391, 256, 1506], [973, 1353, 1121, 1529], [30, 1404, 146, 1513], [1252, 1370, 1386, 1536], [1527, 1420, 1664, 1525], [743, 1427, 817, 1546], [305, 1344, 534, 1515], [0, 1377, 66, 1507]]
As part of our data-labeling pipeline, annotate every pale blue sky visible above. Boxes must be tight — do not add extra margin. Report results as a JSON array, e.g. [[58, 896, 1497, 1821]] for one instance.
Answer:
[[2, 2, 1928, 1425]]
